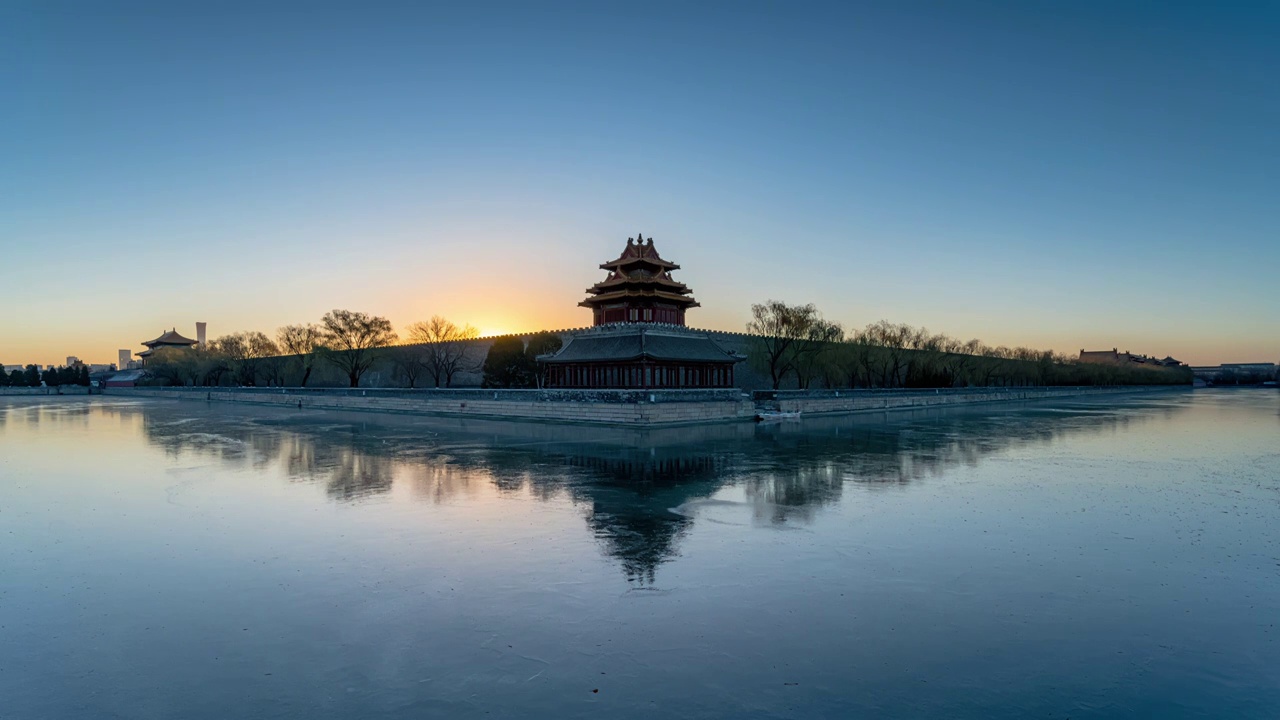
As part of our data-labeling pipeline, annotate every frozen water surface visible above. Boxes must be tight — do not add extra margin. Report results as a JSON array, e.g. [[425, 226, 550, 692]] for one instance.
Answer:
[[1, 390, 1278, 719]]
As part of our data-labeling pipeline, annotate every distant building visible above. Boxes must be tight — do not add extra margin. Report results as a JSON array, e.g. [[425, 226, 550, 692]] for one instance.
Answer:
[[1079, 348, 1183, 368], [1220, 362, 1277, 375], [118, 349, 132, 371], [539, 235, 744, 388], [105, 369, 147, 388], [137, 328, 199, 365], [1190, 363, 1278, 383], [66, 356, 81, 367], [1079, 348, 1131, 365]]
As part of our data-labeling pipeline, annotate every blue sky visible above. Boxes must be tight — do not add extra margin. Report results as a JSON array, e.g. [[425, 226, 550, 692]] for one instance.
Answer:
[[2, 0, 1276, 366]]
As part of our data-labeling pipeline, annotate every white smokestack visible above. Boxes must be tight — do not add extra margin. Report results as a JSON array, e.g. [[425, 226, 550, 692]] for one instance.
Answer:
[[196, 322, 207, 348]]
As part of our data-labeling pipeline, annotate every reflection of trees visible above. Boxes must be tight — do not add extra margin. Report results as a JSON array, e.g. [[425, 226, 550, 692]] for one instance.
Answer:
[[0, 398, 94, 432], [744, 463, 843, 524], [397, 458, 484, 504], [323, 449, 395, 501], [752, 404, 1167, 486], [132, 411, 284, 471], [106, 406, 398, 501], [104, 397, 1186, 582]]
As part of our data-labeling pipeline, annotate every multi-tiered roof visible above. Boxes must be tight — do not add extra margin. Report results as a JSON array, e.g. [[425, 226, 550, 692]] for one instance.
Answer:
[[539, 234, 743, 389], [580, 235, 700, 326], [138, 329, 198, 359]]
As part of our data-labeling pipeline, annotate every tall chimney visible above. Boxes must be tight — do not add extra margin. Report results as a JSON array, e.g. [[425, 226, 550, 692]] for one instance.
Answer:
[[118, 349, 130, 370], [196, 322, 207, 348]]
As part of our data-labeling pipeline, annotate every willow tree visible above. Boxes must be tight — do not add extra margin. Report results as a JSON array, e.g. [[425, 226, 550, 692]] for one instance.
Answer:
[[746, 300, 825, 389], [145, 345, 224, 387], [277, 323, 324, 387], [211, 331, 278, 386], [319, 310, 398, 388], [793, 319, 844, 389]]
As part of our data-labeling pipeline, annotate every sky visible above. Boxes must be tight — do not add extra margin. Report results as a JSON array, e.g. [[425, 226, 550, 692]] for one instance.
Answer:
[[2, 0, 1276, 367]]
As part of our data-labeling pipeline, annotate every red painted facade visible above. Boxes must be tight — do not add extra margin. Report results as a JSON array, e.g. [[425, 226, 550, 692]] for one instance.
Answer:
[[541, 235, 743, 389], [580, 235, 700, 327], [546, 360, 735, 389]]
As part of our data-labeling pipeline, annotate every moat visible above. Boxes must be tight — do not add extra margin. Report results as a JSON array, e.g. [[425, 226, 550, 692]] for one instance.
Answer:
[[2, 390, 1277, 719]]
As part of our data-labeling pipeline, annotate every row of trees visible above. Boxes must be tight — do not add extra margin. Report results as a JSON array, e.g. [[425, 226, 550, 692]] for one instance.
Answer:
[[142, 300, 1203, 390], [746, 300, 1193, 389], [2, 363, 91, 388], [146, 310, 498, 388]]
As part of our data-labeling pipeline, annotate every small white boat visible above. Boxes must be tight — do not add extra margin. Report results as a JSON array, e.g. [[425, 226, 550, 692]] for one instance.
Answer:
[[755, 410, 801, 423]]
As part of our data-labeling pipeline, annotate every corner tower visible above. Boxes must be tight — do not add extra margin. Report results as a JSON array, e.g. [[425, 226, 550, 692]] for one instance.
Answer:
[[580, 234, 700, 326]]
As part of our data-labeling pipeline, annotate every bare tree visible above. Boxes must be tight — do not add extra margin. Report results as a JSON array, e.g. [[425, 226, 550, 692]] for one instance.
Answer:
[[746, 300, 822, 389], [792, 319, 844, 389], [143, 347, 197, 386], [277, 323, 324, 387], [856, 321, 939, 388], [211, 331, 278, 386], [389, 346, 430, 388], [319, 309, 398, 388], [407, 316, 479, 387], [145, 345, 227, 387], [259, 355, 289, 387]]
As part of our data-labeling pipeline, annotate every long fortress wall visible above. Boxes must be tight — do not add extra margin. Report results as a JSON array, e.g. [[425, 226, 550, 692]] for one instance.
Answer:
[[272, 327, 778, 390]]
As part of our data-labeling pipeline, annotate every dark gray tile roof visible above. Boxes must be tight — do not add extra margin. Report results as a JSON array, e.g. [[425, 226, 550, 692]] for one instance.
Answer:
[[107, 370, 147, 382], [542, 327, 743, 364], [143, 330, 198, 347]]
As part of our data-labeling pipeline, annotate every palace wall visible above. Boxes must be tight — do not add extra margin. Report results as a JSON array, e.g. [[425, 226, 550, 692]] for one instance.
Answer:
[[284, 326, 783, 391]]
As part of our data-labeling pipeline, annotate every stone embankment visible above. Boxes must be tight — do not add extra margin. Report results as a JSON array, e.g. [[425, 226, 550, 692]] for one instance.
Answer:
[[0, 386, 91, 396], [98, 385, 1185, 426], [103, 387, 757, 426], [764, 386, 1181, 416]]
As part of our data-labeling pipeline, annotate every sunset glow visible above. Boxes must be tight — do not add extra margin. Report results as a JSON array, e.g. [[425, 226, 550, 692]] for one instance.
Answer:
[[4, 5, 1279, 716], [1, 4, 1276, 368]]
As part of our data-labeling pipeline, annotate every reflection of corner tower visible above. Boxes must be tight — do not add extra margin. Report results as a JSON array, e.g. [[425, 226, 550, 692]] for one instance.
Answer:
[[580, 234, 700, 326]]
